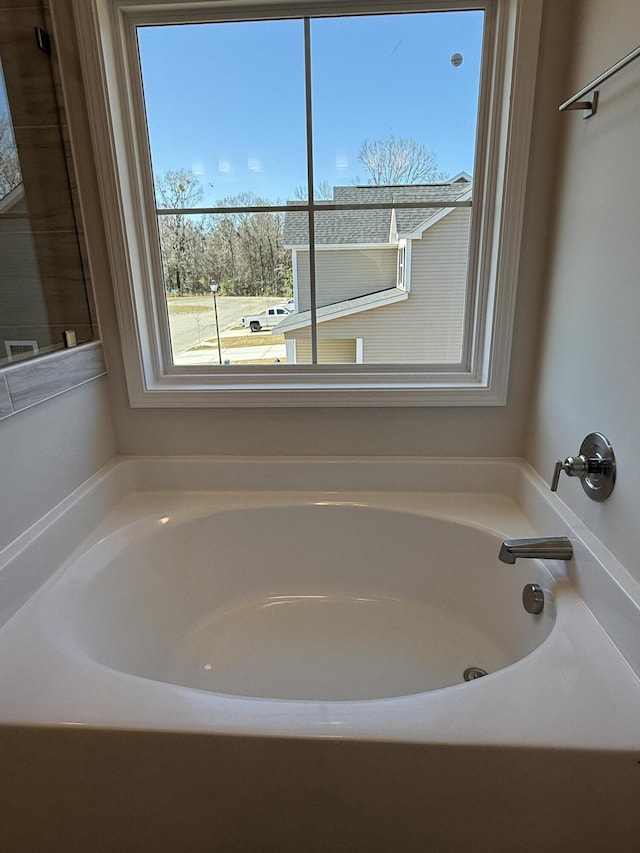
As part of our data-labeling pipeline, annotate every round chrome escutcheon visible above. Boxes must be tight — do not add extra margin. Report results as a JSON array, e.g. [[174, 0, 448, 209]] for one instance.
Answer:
[[579, 432, 616, 501]]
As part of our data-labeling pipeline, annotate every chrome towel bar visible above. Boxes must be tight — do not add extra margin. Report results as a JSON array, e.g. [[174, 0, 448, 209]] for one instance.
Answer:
[[559, 43, 640, 118]]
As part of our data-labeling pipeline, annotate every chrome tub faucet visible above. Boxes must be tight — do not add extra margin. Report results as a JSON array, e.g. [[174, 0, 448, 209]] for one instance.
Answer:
[[498, 537, 573, 564]]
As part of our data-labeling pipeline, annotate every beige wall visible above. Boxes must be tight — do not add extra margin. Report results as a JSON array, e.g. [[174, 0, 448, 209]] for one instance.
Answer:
[[0, 377, 116, 551], [525, 0, 640, 578]]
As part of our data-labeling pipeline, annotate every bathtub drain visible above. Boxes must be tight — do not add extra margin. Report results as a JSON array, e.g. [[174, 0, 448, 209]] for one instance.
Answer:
[[463, 667, 488, 681]]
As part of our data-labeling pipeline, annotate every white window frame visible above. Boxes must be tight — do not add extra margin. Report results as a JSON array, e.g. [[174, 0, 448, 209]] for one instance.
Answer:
[[396, 240, 413, 293], [397, 242, 407, 291], [73, 0, 542, 408]]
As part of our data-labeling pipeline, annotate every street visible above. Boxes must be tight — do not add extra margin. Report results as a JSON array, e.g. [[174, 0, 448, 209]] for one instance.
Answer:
[[167, 295, 286, 357]]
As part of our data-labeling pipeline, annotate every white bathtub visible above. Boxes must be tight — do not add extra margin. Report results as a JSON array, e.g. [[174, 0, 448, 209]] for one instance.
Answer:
[[56, 503, 554, 703], [0, 456, 638, 749]]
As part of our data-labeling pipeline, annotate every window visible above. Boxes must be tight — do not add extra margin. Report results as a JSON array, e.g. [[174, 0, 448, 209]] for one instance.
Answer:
[[75, 0, 542, 406], [397, 243, 407, 291]]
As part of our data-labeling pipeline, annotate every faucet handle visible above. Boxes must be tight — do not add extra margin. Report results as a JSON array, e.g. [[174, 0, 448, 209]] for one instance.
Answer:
[[551, 455, 590, 491], [551, 459, 564, 492], [550, 433, 616, 501]]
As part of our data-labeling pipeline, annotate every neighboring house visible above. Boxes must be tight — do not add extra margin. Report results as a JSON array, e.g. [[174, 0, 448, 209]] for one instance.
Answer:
[[280, 173, 472, 364]]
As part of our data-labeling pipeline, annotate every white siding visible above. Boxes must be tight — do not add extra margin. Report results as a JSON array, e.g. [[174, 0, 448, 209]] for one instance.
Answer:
[[295, 248, 397, 311], [290, 210, 470, 364], [294, 338, 357, 364]]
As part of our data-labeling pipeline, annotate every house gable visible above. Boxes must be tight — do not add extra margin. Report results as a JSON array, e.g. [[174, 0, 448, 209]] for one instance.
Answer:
[[400, 184, 473, 240], [283, 178, 473, 360], [283, 179, 472, 249]]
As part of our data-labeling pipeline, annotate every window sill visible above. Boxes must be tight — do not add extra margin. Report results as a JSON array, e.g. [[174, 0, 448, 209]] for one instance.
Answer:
[[128, 364, 507, 407]]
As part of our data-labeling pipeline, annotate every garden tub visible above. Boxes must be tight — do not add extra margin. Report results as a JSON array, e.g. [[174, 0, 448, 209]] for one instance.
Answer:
[[56, 503, 554, 702], [2, 458, 640, 850], [0, 456, 638, 749]]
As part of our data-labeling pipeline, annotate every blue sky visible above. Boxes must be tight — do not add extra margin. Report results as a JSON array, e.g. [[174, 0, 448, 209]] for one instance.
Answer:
[[137, 10, 484, 207]]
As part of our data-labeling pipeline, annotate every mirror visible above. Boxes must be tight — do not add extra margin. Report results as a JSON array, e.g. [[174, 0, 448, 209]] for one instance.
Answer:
[[0, 6, 94, 368]]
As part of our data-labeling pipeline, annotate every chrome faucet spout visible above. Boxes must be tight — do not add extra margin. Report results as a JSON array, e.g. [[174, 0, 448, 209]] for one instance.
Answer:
[[498, 536, 573, 564]]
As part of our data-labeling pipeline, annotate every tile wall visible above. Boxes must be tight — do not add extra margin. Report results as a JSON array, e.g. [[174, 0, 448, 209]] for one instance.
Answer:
[[0, 0, 94, 366]]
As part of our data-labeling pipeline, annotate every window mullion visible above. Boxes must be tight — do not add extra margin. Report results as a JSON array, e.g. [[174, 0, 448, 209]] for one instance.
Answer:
[[303, 17, 318, 365]]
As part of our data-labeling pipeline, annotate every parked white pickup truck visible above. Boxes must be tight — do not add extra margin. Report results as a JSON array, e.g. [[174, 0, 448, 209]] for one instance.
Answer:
[[241, 305, 291, 332]]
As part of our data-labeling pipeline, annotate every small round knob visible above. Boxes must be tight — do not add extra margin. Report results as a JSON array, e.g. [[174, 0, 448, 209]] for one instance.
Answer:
[[522, 583, 544, 615]]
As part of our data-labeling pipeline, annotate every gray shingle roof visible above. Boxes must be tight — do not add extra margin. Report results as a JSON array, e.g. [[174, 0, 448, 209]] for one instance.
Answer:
[[283, 181, 470, 246]]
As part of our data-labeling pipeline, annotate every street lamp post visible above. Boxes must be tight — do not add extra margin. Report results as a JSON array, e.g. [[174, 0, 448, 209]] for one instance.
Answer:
[[209, 280, 222, 366]]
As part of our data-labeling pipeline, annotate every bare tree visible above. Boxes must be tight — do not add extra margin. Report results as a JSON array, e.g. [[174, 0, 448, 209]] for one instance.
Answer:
[[154, 174, 292, 298], [292, 180, 333, 201], [211, 192, 291, 297], [358, 135, 449, 185], [155, 168, 204, 210], [155, 169, 206, 294], [0, 113, 21, 199]]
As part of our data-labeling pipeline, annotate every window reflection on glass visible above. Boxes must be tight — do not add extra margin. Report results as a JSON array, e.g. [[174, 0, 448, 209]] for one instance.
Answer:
[[0, 58, 21, 201]]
